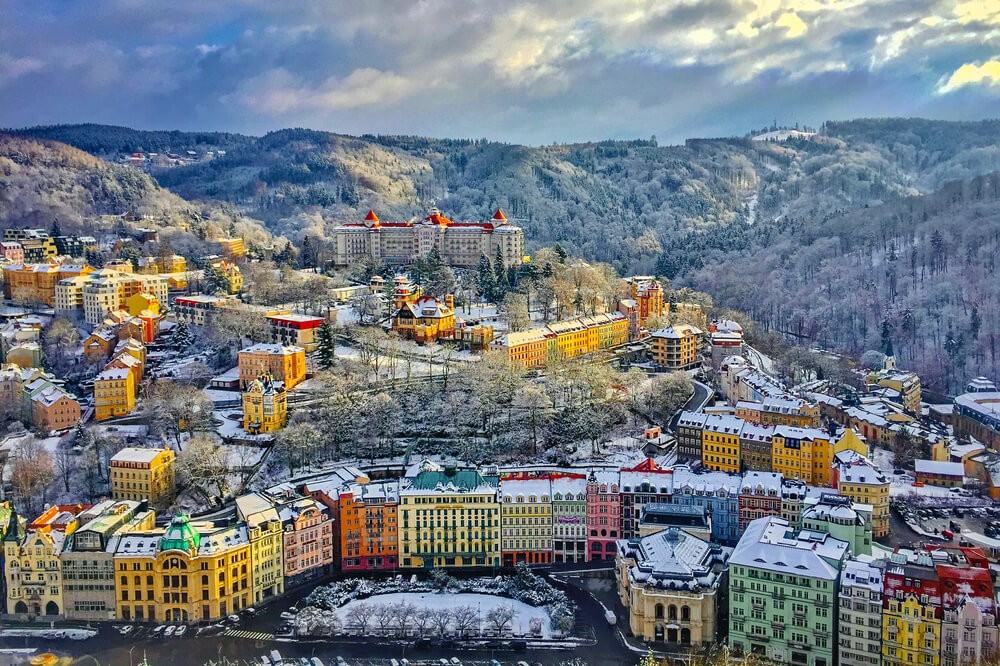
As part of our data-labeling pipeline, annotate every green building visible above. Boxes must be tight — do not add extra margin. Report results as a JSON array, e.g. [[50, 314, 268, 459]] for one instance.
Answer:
[[729, 515, 850, 666], [800, 493, 873, 556]]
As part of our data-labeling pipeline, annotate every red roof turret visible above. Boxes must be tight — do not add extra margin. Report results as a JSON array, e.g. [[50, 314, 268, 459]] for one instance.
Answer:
[[364, 210, 379, 222], [492, 208, 507, 221]]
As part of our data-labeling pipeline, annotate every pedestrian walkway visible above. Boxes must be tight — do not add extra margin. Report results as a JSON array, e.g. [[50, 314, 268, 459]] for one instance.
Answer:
[[223, 628, 275, 641]]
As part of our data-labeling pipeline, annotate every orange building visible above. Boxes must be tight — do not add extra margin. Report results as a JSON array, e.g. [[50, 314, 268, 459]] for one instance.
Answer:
[[623, 276, 665, 326], [2, 263, 93, 305], [237, 343, 306, 390], [30, 384, 81, 431], [83, 328, 117, 363], [338, 480, 399, 572]]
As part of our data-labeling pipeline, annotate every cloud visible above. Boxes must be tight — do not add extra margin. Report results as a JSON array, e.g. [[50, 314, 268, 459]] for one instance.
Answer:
[[231, 67, 418, 114], [937, 59, 1000, 94], [0, 53, 43, 85], [0, 1, 999, 142]]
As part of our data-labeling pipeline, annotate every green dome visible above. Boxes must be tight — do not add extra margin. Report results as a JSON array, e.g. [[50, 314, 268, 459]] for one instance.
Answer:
[[159, 511, 201, 552]]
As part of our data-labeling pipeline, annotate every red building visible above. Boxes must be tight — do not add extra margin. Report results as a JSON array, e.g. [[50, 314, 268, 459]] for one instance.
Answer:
[[586, 470, 621, 561], [737, 471, 783, 530]]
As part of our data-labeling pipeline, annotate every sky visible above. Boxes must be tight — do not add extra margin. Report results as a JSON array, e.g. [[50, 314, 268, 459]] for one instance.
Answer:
[[0, 0, 998, 145]]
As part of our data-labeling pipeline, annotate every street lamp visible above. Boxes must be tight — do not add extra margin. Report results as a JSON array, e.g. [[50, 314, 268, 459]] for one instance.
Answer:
[[129, 644, 135, 666]]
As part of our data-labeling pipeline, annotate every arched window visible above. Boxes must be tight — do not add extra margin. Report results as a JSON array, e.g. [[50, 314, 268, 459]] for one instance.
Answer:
[[14, 601, 27, 614], [45, 601, 59, 616], [655, 604, 664, 619], [681, 606, 691, 621], [680, 628, 691, 644], [668, 605, 677, 620]]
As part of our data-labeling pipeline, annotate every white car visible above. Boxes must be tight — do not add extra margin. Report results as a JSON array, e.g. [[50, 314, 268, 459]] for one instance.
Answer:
[[174, 625, 187, 637], [164, 626, 176, 637]]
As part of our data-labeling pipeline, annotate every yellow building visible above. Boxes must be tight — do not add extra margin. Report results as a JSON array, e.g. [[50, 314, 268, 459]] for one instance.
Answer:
[[758, 396, 821, 427], [392, 295, 456, 344], [4, 504, 92, 619], [499, 477, 553, 566], [700, 414, 743, 473], [94, 367, 136, 421], [238, 343, 306, 390], [242, 373, 287, 434], [398, 462, 501, 569], [3, 263, 93, 306], [158, 255, 188, 274], [235, 494, 285, 604], [649, 324, 702, 370], [493, 312, 629, 369], [868, 361, 922, 414], [112, 512, 252, 623], [771, 426, 834, 487], [218, 237, 247, 259], [209, 259, 243, 294], [833, 449, 890, 537], [883, 593, 941, 666], [109, 447, 176, 506], [125, 292, 160, 317]]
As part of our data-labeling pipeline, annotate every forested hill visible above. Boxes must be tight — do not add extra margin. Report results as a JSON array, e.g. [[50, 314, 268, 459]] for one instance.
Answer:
[[687, 173, 1000, 393], [14, 119, 1000, 279], [0, 133, 273, 250]]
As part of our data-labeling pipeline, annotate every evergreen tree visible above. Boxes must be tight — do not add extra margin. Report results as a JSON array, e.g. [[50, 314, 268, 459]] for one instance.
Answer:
[[203, 264, 232, 295], [476, 254, 496, 303], [880, 319, 894, 357], [553, 243, 568, 263], [316, 321, 337, 370], [971, 304, 982, 340], [300, 235, 318, 268], [169, 323, 195, 351], [383, 280, 396, 319], [494, 246, 510, 297], [49, 219, 63, 238]]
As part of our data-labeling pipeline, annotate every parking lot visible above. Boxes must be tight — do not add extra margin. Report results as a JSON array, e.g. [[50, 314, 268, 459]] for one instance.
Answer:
[[891, 498, 1000, 544]]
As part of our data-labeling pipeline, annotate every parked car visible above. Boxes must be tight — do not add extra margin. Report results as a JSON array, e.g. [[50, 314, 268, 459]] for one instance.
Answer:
[[164, 626, 176, 637], [227, 614, 241, 625], [175, 625, 187, 637], [943, 529, 955, 540], [152, 625, 166, 637], [118, 625, 134, 636]]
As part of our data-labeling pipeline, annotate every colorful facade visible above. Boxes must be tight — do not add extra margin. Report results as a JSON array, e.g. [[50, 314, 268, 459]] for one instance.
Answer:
[[266, 313, 325, 352], [398, 463, 501, 569], [649, 324, 702, 370], [392, 295, 457, 343], [551, 475, 588, 564], [242, 373, 288, 434], [94, 367, 136, 421], [833, 449, 890, 538], [238, 343, 306, 390], [586, 470, 622, 561], [499, 477, 553, 566], [234, 493, 285, 604], [729, 516, 848, 666], [493, 311, 630, 369], [701, 414, 744, 473], [112, 512, 252, 623], [109, 447, 176, 506], [771, 426, 834, 487], [338, 480, 399, 571]]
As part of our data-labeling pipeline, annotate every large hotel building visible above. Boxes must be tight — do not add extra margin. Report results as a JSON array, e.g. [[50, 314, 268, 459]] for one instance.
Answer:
[[330, 208, 524, 268]]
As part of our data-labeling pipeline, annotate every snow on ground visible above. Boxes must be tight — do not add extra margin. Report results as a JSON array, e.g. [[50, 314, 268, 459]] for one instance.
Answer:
[[214, 409, 273, 443], [335, 592, 551, 637], [221, 443, 267, 468], [751, 129, 815, 142]]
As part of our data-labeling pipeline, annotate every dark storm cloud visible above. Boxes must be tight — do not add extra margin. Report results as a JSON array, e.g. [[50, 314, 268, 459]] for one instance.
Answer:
[[0, 1, 998, 143]]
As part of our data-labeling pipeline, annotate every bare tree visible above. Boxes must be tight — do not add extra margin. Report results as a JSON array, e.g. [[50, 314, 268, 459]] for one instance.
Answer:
[[485, 604, 516, 635], [391, 601, 418, 636], [143, 381, 215, 446], [411, 606, 432, 635], [9, 436, 54, 516], [428, 608, 452, 636], [54, 443, 75, 493], [345, 603, 373, 634], [177, 435, 230, 500], [451, 604, 480, 636], [373, 603, 395, 635]]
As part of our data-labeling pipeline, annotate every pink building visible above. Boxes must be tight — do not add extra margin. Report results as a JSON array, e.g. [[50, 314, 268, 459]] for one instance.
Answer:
[[586, 469, 621, 561], [278, 494, 335, 588], [1, 242, 24, 264]]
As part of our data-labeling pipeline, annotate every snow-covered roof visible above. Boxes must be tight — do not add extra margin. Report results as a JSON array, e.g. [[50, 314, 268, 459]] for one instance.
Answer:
[[833, 450, 888, 485], [95, 367, 131, 381], [110, 447, 170, 465], [729, 516, 849, 581], [841, 558, 883, 593], [740, 471, 782, 494], [617, 527, 729, 592], [239, 343, 304, 356], [500, 478, 552, 502], [914, 460, 965, 477]]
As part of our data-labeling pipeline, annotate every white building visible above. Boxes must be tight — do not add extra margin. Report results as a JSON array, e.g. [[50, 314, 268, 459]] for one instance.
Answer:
[[838, 558, 884, 666]]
